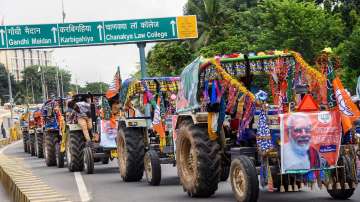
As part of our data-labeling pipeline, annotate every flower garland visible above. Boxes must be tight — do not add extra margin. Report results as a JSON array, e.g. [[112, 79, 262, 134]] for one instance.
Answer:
[[291, 51, 326, 84], [210, 59, 256, 101]]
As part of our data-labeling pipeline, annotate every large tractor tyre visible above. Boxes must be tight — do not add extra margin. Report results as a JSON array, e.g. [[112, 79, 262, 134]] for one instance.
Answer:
[[117, 127, 145, 182], [144, 150, 162, 186], [176, 123, 221, 197], [230, 155, 259, 202], [84, 147, 94, 174], [23, 133, 29, 153], [67, 131, 86, 172], [327, 155, 355, 199], [56, 142, 65, 168], [44, 133, 57, 166], [35, 133, 44, 158], [29, 134, 36, 156]]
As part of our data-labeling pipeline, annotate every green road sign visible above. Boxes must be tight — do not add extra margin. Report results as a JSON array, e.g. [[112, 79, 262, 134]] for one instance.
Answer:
[[0, 16, 198, 49]]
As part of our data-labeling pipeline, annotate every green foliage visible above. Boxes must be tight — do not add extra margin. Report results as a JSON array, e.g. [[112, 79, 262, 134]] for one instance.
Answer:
[[80, 82, 109, 94], [147, 42, 194, 76], [185, 0, 228, 49], [254, 0, 344, 61], [336, 24, 360, 93], [0, 63, 16, 104], [144, 0, 359, 92], [18, 65, 71, 103]]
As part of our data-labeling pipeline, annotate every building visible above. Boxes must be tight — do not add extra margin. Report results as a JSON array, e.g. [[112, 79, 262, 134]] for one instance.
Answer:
[[0, 49, 53, 81]]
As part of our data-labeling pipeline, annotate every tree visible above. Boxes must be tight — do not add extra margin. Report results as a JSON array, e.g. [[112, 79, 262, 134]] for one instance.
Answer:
[[19, 65, 71, 103], [147, 42, 194, 76], [80, 82, 109, 94], [252, 0, 344, 61], [336, 24, 360, 93], [0, 63, 16, 105], [184, 0, 228, 49]]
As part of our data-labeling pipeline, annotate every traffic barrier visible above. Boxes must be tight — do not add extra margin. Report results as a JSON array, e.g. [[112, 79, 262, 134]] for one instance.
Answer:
[[0, 154, 71, 202]]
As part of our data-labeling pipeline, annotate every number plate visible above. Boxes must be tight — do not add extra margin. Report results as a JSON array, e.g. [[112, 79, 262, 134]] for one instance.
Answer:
[[111, 149, 118, 158]]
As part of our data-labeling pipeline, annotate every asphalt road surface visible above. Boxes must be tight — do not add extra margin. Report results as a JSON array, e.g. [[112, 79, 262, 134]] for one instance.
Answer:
[[1, 141, 359, 202]]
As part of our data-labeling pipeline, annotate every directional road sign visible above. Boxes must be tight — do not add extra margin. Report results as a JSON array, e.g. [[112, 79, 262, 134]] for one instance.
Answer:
[[0, 15, 198, 49]]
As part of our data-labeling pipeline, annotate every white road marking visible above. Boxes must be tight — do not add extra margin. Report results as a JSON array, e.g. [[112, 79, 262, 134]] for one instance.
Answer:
[[0, 140, 21, 154], [74, 172, 91, 202]]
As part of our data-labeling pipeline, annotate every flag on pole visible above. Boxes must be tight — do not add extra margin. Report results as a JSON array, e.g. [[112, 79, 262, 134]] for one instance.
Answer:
[[333, 77, 360, 133], [106, 67, 122, 99]]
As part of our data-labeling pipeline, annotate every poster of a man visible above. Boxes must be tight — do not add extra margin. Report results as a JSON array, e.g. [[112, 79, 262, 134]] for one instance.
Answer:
[[283, 113, 315, 170], [280, 112, 340, 173]]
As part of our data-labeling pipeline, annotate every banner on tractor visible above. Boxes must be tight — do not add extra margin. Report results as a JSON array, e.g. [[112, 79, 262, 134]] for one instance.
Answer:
[[280, 111, 342, 174], [99, 120, 118, 148], [176, 57, 201, 113]]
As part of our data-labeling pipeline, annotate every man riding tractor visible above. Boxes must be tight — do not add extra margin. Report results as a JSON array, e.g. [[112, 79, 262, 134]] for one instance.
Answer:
[[65, 93, 118, 173]]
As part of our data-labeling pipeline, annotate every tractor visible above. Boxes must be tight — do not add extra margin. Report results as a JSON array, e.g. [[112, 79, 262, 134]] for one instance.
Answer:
[[117, 77, 179, 185]]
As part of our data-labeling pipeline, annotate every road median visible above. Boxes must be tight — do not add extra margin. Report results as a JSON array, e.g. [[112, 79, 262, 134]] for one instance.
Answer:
[[0, 140, 71, 202]]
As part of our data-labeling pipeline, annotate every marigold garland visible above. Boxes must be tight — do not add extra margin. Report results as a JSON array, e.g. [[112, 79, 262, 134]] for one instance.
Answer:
[[210, 59, 256, 101], [290, 51, 326, 84]]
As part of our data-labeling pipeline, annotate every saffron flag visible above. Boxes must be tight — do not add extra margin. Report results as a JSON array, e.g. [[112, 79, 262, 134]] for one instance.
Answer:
[[333, 77, 360, 133], [106, 67, 122, 99], [152, 97, 166, 150]]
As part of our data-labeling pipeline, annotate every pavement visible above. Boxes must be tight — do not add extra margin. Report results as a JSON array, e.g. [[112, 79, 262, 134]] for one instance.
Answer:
[[0, 141, 358, 202]]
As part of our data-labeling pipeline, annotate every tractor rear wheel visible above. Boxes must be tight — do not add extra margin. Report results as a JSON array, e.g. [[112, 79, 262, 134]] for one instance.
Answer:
[[67, 130, 85, 172], [176, 122, 221, 197], [36, 132, 44, 158], [117, 127, 145, 182], [44, 131, 57, 166]]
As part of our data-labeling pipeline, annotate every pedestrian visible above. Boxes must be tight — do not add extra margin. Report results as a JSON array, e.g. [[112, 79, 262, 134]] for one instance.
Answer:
[[1, 122, 6, 138]]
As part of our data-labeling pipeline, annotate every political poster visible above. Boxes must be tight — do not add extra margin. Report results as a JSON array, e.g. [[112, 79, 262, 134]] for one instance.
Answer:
[[280, 111, 342, 173], [99, 120, 118, 148]]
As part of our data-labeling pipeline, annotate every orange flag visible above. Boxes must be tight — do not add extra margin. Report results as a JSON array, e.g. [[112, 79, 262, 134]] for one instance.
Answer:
[[152, 97, 166, 149], [333, 77, 360, 133]]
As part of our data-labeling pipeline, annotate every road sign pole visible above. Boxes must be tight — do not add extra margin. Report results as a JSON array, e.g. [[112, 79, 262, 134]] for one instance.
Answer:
[[137, 42, 147, 79]]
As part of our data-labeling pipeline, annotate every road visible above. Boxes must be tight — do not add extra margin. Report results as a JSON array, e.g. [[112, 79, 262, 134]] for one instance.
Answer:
[[0, 141, 358, 202]]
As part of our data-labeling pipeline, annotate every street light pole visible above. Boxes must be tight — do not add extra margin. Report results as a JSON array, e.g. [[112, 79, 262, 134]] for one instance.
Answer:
[[5, 50, 13, 126]]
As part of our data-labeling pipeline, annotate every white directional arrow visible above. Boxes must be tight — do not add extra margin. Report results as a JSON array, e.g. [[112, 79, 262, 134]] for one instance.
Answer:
[[97, 24, 103, 40], [51, 27, 57, 43], [0, 29, 5, 46], [170, 20, 176, 37]]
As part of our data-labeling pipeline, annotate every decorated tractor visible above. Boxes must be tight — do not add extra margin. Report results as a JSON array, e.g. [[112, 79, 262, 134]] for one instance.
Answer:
[[24, 107, 41, 156], [41, 98, 66, 167], [63, 93, 118, 173], [117, 77, 179, 185], [175, 51, 359, 201], [20, 110, 30, 153], [33, 108, 44, 158]]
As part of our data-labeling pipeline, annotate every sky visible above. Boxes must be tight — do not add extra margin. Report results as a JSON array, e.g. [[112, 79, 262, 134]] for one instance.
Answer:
[[0, 0, 187, 85]]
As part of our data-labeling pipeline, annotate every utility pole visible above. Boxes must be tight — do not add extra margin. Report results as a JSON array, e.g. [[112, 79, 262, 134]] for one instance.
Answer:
[[31, 78, 35, 104], [56, 65, 61, 97], [5, 50, 13, 127], [60, 70, 64, 97], [75, 77, 79, 94], [61, 0, 66, 23]]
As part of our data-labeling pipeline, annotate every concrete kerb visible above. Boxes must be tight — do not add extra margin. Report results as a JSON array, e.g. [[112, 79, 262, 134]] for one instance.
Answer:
[[0, 140, 71, 202]]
